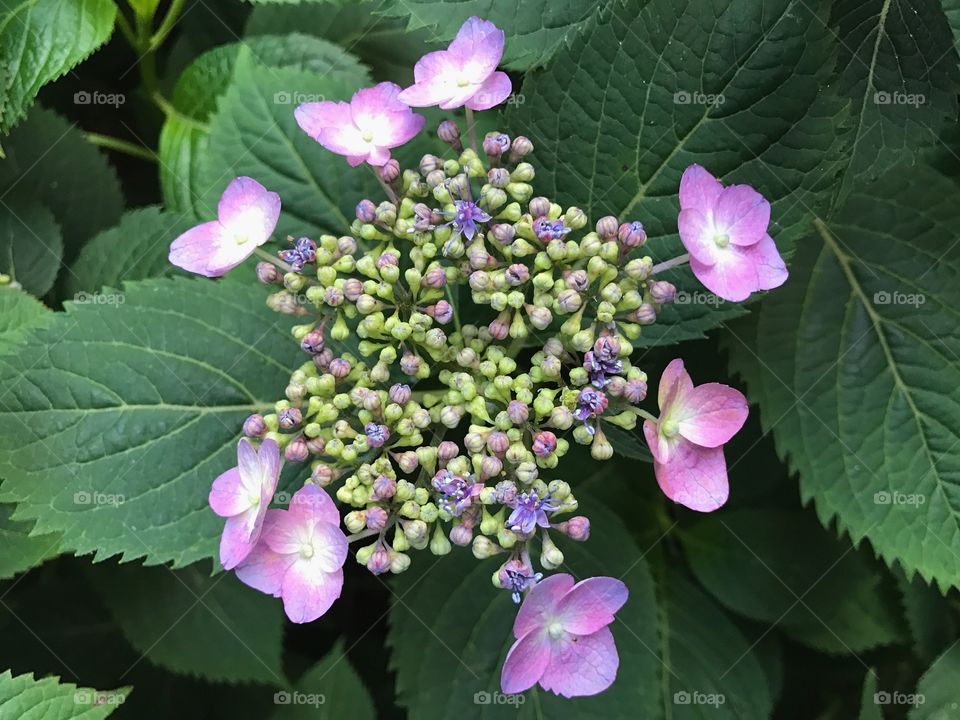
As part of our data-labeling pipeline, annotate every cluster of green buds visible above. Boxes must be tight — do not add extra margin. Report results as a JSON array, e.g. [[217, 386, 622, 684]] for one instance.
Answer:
[[245, 121, 679, 598]]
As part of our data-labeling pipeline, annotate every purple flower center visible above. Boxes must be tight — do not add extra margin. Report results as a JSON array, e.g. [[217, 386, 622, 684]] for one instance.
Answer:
[[365, 422, 390, 447], [432, 469, 481, 516], [533, 218, 572, 243], [506, 490, 560, 536], [441, 199, 491, 243], [504, 567, 543, 604], [278, 237, 317, 271], [574, 387, 608, 434]]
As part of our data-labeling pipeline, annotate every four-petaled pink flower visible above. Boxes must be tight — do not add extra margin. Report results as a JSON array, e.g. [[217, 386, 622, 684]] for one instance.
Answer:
[[501, 574, 628, 698], [642, 359, 748, 512], [235, 484, 348, 624], [398, 17, 512, 111], [209, 438, 280, 570], [169, 176, 280, 278], [295, 82, 425, 167], [677, 164, 788, 302]]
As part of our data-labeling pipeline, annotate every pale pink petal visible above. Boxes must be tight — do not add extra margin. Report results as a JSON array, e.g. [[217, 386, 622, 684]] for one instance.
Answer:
[[677, 208, 722, 266], [399, 51, 461, 107], [513, 573, 575, 638], [746, 234, 789, 291], [236, 438, 261, 494], [295, 101, 351, 140], [378, 111, 426, 147], [465, 71, 512, 111], [168, 221, 226, 277], [216, 177, 281, 246], [220, 510, 260, 569], [675, 383, 748, 448], [714, 184, 769, 247], [209, 467, 248, 517], [679, 164, 723, 210], [557, 577, 628, 635], [448, 16, 504, 79], [500, 628, 551, 694], [318, 123, 369, 158], [235, 514, 295, 596], [366, 146, 392, 166], [347, 154, 367, 167], [689, 248, 758, 302], [263, 508, 310, 555], [439, 82, 484, 110], [281, 563, 343, 623], [538, 627, 619, 698], [307, 520, 348, 573], [289, 484, 340, 527], [657, 358, 693, 411], [351, 82, 404, 118], [257, 439, 281, 494], [654, 440, 729, 512], [643, 418, 677, 465]]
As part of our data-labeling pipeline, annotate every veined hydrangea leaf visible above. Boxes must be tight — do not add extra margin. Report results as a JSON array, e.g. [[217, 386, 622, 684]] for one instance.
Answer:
[[0, 193, 63, 295], [828, 0, 959, 203], [0, 503, 60, 579], [378, 0, 610, 71], [0, 0, 116, 133], [388, 483, 660, 719], [0, 277, 301, 567], [681, 510, 905, 653], [508, 0, 846, 346], [91, 562, 285, 685], [158, 33, 370, 219], [0, 285, 51, 353], [198, 47, 379, 239], [908, 644, 960, 719], [0, 106, 123, 260], [0, 669, 129, 718], [726, 164, 960, 592], [273, 639, 375, 719], [63, 207, 197, 297]]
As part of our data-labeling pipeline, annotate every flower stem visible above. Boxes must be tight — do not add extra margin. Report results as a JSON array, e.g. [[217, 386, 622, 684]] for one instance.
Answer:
[[635, 408, 658, 423], [83, 132, 157, 162], [149, 0, 186, 50], [346, 517, 396, 544], [651, 253, 690, 275], [370, 166, 398, 203], [465, 107, 478, 153], [254, 246, 296, 274]]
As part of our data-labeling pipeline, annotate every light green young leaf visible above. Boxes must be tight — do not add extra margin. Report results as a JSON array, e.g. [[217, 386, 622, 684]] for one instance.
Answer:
[[0, 669, 129, 718], [682, 510, 905, 653], [92, 562, 285, 685], [158, 33, 370, 219], [273, 640, 375, 719], [0, 194, 62, 295], [508, 0, 846, 344], [0, 0, 117, 133], [0, 106, 123, 260], [63, 207, 197, 296], [727, 164, 960, 592], [858, 671, 883, 720], [388, 483, 661, 719], [908, 644, 960, 719], [0, 277, 301, 567]]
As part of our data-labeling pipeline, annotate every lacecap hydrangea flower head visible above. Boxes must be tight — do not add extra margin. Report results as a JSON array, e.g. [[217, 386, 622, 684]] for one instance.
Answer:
[[169, 15, 787, 700]]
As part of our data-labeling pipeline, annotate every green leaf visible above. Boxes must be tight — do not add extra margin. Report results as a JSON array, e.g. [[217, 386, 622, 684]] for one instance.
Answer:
[[828, 0, 959, 202], [908, 643, 960, 719], [858, 671, 882, 720], [198, 47, 376, 239], [0, 0, 117, 133], [378, 0, 605, 70], [0, 106, 123, 259], [659, 574, 772, 719], [0, 503, 60, 579], [726, 164, 960, 591], [602, 424, 652, 461], [508, 0, 846, 344], [273, 640, 375, 719], [0, 668, 129, 718], [0, 285, 51, 353], [0, 277, 301, 567], [0, 194, 62, 295], [92, 562, 285, 685], [63, 207, 197, 296], [388, 482, 661, 719], [897, 572, 955, 664], [681, 509, 905, 653], [158, 33, 370, 219]]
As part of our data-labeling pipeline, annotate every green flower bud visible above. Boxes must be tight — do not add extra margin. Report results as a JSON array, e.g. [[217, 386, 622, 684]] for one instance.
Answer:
[[344, 511, 367, 534], [496, 526, 518, 548], [591, 427, 614, 460], [396, 479, 416, 501], [393, 526, 410, 552], [496, 202, 522, 222], [355, 544, 375, 565], [429, 524, 452, 555], [511, 163, 535, 182], [572, 424, 594, 445], [515, 461, 538, 484], [540, 532, 565, 570], [336, 486, 353, 504], [391, 552, 411, 574], [472, 535, 502, 559]]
